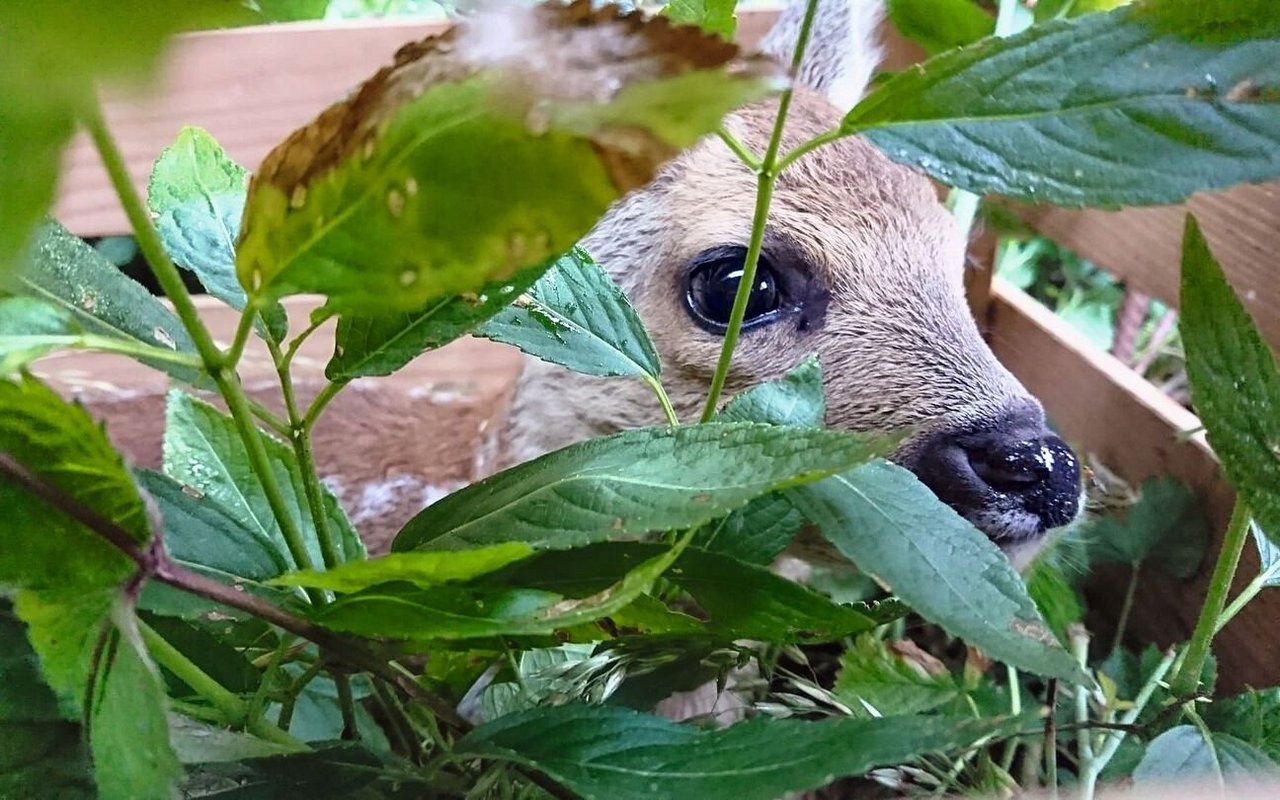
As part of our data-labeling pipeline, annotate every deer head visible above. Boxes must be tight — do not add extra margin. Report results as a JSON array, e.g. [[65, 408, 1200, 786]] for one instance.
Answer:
[[501, 0, 1082, 561]]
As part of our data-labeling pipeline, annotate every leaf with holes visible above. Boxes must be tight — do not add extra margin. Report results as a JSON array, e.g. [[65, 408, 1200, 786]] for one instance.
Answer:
[[327, 261, 548, 381], [1180, 216, 1280, 545], [236, 2, 781, 312], [148, 126, 287, 341], [662, 0, 737, 39], [393, 422, 898, 552], [477, 247, 660, 380], [788, 461, 1087, 684], [5, 221, 202, 382], [458, 703, 1032, 800], [845, 0, 1280, 206]]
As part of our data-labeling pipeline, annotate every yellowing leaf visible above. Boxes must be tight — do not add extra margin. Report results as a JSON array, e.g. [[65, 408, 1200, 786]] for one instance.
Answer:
[[236, 0, 782, 312]]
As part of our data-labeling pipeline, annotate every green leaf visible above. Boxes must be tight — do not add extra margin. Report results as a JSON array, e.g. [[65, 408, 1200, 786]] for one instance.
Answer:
[[393, 422, 897, 552], [136, 470, 300, 621], [180, 744, 396, 796], [0, 1, 254, 276], [1250, 521, 1280, 587], [317, 537, 692, 641], [1204, 689, 1280, 762], [167, 714, 301, 764], [1026, 558, 1083, 643], [0, 296, 75, 373], [265, 670, 390, 751], [458, 703, 1030, 800], [1180, 215, 1280, 546], [163, 391, 364, 574], [1082, 476, 1209, 577], [236, 5, 780, 312], [148, 126, 287, 342], [0, 375, 144, 592], [490, 542, 891, 643], [1134, 724, 1280, 786], [788, 461, 1087, 684], [87, 613, 183, 800], [844, 1, 1280, 206], [271, 542, 536, 593], [662, 0, 737, 39], [887, 0, 993, 55], [6, 221, 202, 383], [477, 247, 661, 379], [834, 635, 961, 716], [327, 261, 548, 381], [719, 356, 825, 428], [693, 358, 828, 563]]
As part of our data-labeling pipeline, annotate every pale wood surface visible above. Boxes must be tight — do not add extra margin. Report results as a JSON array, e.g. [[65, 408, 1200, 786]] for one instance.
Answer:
[[1011, 181, 1280, 350]]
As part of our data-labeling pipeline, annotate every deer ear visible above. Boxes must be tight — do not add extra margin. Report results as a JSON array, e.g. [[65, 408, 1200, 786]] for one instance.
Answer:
[[758, 0, 885, 112]]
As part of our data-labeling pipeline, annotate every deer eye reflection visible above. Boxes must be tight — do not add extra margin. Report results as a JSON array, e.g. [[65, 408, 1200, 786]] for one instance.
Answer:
[[683, 246, 783, 334]]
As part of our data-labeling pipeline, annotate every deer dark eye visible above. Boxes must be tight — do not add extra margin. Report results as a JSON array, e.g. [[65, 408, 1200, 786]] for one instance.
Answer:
[[683, 247, 782, 334]]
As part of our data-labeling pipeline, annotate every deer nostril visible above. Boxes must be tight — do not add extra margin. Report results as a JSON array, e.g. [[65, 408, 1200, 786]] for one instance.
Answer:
[[966, 438, 1053, 493]]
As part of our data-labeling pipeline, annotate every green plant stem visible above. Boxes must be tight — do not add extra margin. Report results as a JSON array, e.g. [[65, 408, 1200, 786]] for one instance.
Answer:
[[1044, 678, 1059, 800], [268, 337, 342, 571], [1111, 565, 1141, 656], [335, 673, 359, 740], [224, 303, 258, 369], [999, 665, 1022, 773], [700, 0, 821, 421], [304, 380, 347, 431], [246, 397, 292, 438], [1215, 548, 1280, 633], [1070, 627, 1097, 782], [947, 190, 981, 238], [1171, 499, 1252, 698], [283, 307, 335, 369], [1185, 705, 1228, 796], [643, 375, 680, 426], [715, 126, 760, 170], [1082, 647, 1178, 798], [81, 95, 323, 595], [26, 335, 206, 368], [139, 620, 301, 748]]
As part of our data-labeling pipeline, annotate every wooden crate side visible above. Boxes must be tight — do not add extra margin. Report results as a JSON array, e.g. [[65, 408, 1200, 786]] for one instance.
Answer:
[[990, 279, 1278, 691], [1010, 180, 1280, 350]]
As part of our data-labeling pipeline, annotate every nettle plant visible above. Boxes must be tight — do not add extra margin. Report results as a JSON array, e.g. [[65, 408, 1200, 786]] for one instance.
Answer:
[[1, 0, 1280, 798]]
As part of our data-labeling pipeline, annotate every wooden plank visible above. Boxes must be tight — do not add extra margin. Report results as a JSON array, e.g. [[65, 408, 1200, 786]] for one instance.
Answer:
[[1011, 180, 1280, 350], [990, 279, 1279, 692], [53, 5, 933, 237]]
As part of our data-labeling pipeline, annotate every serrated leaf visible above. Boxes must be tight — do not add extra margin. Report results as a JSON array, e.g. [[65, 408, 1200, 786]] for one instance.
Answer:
[[719, 356, 825, 428], [845, 1, 1280, 206], [317, 537, 692, 641], [148, 126, 287, 342], [788, 461, 1087, 684], [236, 1, 781, 312], [163, 391, 364, 575], [0, 1, 256, 276], [662, 0, 737, 39], [393, 422, 898, 552], [887, 0, 993, 55], [1026, 558, 1083, 643], [458, 703, 1031, 800], [6, 221, 202, 382], [1134, 724, 1280, 786], [88, 612, 183, 800], [1180, 215, 1280, 547], [0, 295, 75, 372], [327, 261, 548, 381], [0, 375, 144, 592], [1250, 521, 1280, 587], [136, 471, 299, 621], [271, 542, 535, 592], [477, 247, 660, 379], [1204, 689, 1280, 762], [1082, 475, 1209, 577], [834, 635, 960, 716]]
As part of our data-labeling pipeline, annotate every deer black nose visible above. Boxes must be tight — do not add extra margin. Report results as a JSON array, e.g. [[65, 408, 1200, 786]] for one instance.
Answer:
[[908, 405, 1081, 543]]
